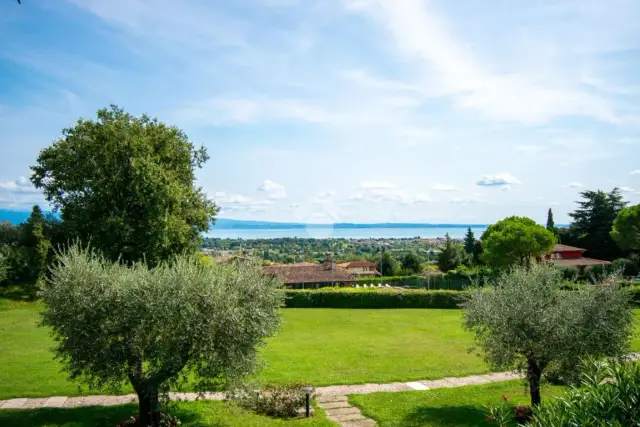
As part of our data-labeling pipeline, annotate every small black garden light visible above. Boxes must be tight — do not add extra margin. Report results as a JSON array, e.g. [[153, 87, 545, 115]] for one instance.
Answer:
[[301, 386, 314, 417]]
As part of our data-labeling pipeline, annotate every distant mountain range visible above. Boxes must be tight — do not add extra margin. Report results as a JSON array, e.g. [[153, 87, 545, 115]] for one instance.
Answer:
[[0, 209, 488, 229]]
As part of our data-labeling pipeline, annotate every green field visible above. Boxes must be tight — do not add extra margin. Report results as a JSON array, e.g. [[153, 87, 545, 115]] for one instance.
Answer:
[[0, 400, 336, 427], [350, 380, 567, 427], [2, 298, 640, 400]]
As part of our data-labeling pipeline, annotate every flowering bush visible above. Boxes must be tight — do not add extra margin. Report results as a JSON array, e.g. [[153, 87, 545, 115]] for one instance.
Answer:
[[486, 395, 511, 427], [230, 383, 307, 418]]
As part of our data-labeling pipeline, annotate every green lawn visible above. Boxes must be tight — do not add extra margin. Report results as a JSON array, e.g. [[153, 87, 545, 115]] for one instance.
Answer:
[[0, 400, 337, 427], [2, 298, 640, 400], [349, 380, 567, 427]]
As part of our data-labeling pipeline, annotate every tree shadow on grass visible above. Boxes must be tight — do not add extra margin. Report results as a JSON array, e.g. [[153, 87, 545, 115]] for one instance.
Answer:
[[0, 285, 35, 302], [0, 404, 201, 427], [401, 405, 492, 427]]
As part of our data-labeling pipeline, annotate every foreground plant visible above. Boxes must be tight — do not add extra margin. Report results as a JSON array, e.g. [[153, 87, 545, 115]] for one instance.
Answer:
[[463, 263, 632, 407], [529, 359, 640, 426], [40, 246, 283, 427]]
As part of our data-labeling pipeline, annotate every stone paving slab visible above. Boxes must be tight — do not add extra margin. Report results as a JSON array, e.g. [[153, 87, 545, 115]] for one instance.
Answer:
[[318, 401, 352, 409], [43, 396, 68, 408], [342, 420, 376, 427], [330, 412, 368, 422], [326, 407, 362, 416], [1, 398, 28, 409], [22, 398, 49, 409], [317, 394, 349, 403]]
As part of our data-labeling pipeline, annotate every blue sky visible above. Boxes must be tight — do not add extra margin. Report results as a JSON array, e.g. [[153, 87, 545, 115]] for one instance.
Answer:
[[1, 0, 640, 224]]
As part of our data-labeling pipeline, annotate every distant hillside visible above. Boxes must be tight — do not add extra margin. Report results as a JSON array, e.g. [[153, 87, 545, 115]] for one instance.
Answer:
[[212, 218, 489, 229], [0, 210, 564, 229]]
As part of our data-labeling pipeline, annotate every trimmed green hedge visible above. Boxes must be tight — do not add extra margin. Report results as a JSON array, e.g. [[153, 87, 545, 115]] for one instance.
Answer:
[[283, 285, 640, 309], [282, 289, 469, 309]]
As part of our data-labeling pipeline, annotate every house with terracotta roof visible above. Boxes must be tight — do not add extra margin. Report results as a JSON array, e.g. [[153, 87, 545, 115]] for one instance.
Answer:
[[264, 261, 356, 288], [546, 244, 611, 268], [335, 260, 380, 277]]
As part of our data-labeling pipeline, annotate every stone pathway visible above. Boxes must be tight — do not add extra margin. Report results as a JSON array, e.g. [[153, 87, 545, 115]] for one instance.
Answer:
[[315, 371, 522, 426], [3, 354, 638, 426], [0, 371, 523, 427]]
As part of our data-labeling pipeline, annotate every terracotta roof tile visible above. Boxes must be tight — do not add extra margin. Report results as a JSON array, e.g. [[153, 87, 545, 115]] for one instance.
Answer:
[[553, 244, 585, 252], [264, 265, 356, 284]]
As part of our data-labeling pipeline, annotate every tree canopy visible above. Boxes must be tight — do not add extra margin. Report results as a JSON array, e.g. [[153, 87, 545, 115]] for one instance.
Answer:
[[401, 251, 422, 275], [40, 247, 283, 426], [31, 105, 218, 266], [463, 263, 633, 407], [481, 216, 556, 268], [611, 204, 640, 252], [377, 250, 401, 276], [567, 188, 627, 260], [437, 233, 463, 273]]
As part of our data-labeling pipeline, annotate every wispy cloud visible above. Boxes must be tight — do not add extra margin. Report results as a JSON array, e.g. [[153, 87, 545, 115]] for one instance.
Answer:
[[432, 183, 457, 192], [345, 0, 626, 123], [515, 145, 547, 153], [564, 182, 584, 188], [257, 179, 287, 199], [476, 173, 521, 187]]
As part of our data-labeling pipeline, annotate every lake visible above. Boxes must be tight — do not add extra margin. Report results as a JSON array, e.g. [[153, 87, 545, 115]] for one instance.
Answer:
[[205, 226, 488, 239]]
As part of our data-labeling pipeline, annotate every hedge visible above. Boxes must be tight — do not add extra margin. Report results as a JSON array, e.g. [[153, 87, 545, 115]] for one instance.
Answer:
[[282, 289, 470, 309], [282, 286, 640, 309]]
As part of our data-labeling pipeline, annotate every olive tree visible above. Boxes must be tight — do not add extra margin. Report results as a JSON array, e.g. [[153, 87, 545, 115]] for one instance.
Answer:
[[40, 246, 283, 427], [463, 263, 633, 407]]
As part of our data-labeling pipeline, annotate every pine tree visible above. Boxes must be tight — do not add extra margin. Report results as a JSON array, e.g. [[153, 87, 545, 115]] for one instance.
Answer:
[[438, 233, 462, 272], [568, 188, 627, 260], [464, 227, 476, 255], [20, 205, 52, 298], [546, 208, 555, 233]]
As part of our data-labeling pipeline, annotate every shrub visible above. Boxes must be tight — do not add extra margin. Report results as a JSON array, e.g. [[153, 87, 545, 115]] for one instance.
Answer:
[[230, 383, 306, 418], [283, 289, 467, 309], [613, 258, 639, 278], [529, 359, 640, 426]]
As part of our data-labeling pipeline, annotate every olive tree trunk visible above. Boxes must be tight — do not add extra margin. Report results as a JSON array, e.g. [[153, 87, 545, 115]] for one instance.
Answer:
[[136, 385, 161, 427], [527, 358, 543, 407]]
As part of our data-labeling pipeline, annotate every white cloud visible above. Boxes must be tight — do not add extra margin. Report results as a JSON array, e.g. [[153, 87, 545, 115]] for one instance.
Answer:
[[346, 0, 620, 124], [564, 182, 584, 188], [476, 173, 521, 187], [515, 145, 547, 153], [0, 176, 44, 209], [360, 180, 395, 190], [257, 179, 287, 199], [317, 190, 336, 199], [0, 176, 39, 194], [631, 170, 640, 175], [432, 183, 457, 192], [450, 195, 479, 204], [620, 186, 635, 193], [287, 202, 301, 209]]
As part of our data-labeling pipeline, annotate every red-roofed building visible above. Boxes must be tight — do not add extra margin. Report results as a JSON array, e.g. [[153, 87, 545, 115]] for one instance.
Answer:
[[546, 244, 611, 268], [335, 260, 380, 277]]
